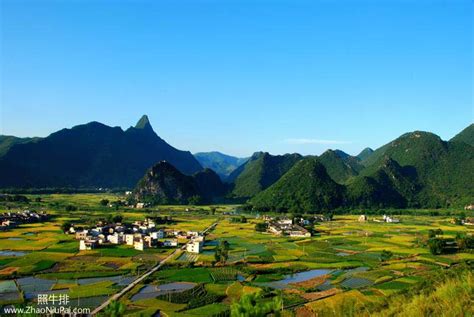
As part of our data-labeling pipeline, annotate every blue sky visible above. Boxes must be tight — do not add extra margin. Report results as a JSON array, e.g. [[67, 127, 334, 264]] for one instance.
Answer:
[[1, 0, 472, 157]]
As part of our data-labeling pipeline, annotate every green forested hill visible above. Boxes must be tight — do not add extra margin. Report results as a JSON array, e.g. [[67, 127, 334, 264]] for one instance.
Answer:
[[248, 127, 473, 210], [450, 123, 474, 146], [318, 150, 363, 184], [356, 147, 374, 161], [0, 115, 203, 189], [347, 157, 420, 208], [230, 152, 303, 199], [134, 161, 201, 204], [193, 168, 229, 200], [0, 135, 41, 157], [133, 162, 226, 204], [357, 131, 474, 207], [250, 157, 345, 212]]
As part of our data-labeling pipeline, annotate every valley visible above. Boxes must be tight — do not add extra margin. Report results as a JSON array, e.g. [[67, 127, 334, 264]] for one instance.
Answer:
[[0, 194, 472, 316]]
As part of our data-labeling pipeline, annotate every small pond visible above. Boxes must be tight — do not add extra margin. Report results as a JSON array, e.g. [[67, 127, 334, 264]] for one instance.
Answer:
[[0, 250, 28, 257], [260, 269, 332, 289], [258, 267, 371, 290], [7, 237, 24, 241]]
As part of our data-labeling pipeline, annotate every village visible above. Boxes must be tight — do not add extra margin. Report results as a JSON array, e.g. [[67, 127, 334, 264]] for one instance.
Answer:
[[0, 209, 50, 231], [69, 218, 205, 253]]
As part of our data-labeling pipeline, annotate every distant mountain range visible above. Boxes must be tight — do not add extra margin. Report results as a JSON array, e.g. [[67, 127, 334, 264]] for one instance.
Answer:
[[0, 116, 202, 189], [248, 127, 473, 211], [134, 124, 473, 210], [193, 151, 248, 180], [1, 117, 473, 210]]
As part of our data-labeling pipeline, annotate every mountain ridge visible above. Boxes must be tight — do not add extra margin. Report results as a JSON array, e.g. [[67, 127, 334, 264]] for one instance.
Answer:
[[0, 116, 203, 189]]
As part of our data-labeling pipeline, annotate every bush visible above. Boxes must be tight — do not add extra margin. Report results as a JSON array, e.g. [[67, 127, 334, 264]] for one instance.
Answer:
[[65, 205, 77, 211], [255, 223, 268, 232]]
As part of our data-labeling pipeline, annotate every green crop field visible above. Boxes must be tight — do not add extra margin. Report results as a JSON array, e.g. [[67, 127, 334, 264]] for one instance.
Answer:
[[0, 193, 473, 316]]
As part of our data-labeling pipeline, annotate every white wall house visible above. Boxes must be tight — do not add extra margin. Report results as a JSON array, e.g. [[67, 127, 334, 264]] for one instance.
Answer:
[[79, 239, 97, 251], [186, 241, 203, 254], [107, 233, 123, 244], [125, 234, 135, 246], [163, 239, 178, 247]]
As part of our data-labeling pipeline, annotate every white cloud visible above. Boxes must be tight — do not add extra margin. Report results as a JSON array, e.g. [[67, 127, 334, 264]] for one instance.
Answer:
[[284, 138, 351, 145]]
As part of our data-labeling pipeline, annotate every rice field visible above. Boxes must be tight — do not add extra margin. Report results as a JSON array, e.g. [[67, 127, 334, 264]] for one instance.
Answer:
[[0, 194, 473, 316]]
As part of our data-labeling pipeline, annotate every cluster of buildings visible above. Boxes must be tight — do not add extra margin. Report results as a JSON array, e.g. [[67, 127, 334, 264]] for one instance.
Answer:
[[265, 217, 311, 238], [0, 210, 50, 231], [450, 217, 474, 226], [363, 214, 401, 223], [72, 218, 205, 253]]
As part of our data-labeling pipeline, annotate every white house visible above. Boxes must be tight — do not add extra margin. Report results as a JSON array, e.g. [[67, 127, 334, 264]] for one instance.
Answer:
[[163, 239, 178, 247], [134, 239, 146, 251], [125, 234, 135, 246], [383, 215, 400, 223], [107, 233, 123, 244], [192, 235, 205, 242], [186, 241, 203, 254], [278, 218, 293, 225], [288, 229, 311, 238], [79, 239, 97, 251]]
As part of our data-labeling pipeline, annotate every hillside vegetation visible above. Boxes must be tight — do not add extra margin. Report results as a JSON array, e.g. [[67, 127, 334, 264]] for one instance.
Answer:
[[450, 123, 474, 146], [318, 149, 363, 184], [133, 161, 226, 205], [229, 152, 303, 199], [250, 157, 345, 212]]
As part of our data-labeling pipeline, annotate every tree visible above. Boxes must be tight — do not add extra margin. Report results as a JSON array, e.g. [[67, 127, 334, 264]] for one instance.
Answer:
[[112, 215, 123, 223], [255, 222, 268, 232], [188, 195, 204, 205], [428, 238, 445, 255], [61, 221, 72, 233], [100, 199, 110, 206], [65, 205, 77, 211], [455, 233, 474, 250], [428, 229, 443, 238], [231, 292, 282, 317], [380, 250, 393, 262], [214, 240, 230, 264]]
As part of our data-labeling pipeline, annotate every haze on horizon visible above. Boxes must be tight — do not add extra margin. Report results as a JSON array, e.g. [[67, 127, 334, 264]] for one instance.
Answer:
[[1, 0, 472, 157]]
